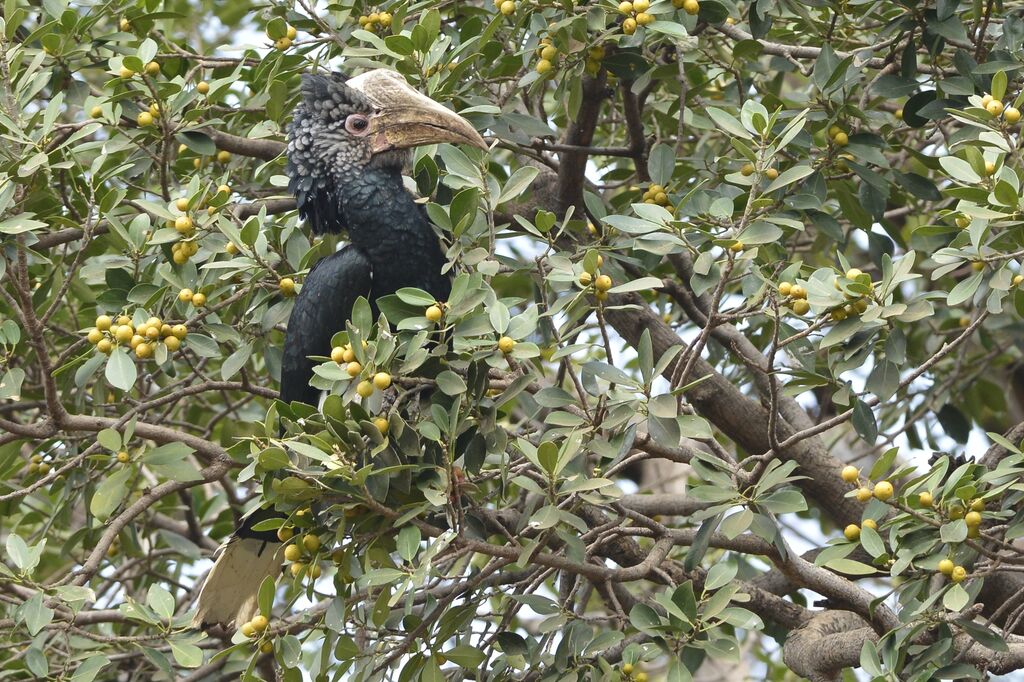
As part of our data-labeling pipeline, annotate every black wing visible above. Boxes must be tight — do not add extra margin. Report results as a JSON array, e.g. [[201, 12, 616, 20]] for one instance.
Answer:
[[280, 245, 373, 407]]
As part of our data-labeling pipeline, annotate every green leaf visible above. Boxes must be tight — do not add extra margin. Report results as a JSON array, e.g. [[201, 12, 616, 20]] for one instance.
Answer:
[[397, 525, 421, 562], [21, 593, 53, 635], [443, 645, 486, 668], [943, 584, 969, 612], [435, 371, 467, 395], [146, 585, 175, 620], [105, 348, 137, 392], [648, 143, 675, 186], [97, 428, 122, 452], [89, 464, 132, 521]]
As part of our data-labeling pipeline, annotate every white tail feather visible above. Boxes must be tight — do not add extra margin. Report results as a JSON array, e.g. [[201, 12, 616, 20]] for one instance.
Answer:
[[192, 537, 282, 628]]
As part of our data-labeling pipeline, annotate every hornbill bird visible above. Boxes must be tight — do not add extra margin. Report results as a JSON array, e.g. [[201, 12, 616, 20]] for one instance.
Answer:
[[192, 70, 487, 628]]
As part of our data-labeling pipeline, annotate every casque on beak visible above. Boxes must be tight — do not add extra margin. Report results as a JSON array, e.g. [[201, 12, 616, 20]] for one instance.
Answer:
[[345, 69, 488, 154]]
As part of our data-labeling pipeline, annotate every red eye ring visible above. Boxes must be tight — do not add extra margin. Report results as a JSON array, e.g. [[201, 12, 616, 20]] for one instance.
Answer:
[[345, 114, 370, 135]]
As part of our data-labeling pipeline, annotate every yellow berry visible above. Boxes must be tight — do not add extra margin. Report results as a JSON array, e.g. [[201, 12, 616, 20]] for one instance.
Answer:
[[833, 132, 849, 146], [217, 150, 231, 164], [241, 622, 256, 637], [171, 325, 187, 340], [618, 0, 634, 12], [197, 81, 210, 94], [136, 111, 154, 127], [540, 45, 558, 61], [174, 215, 192, 232], [981, 94, 994, 108], [918, 492, 933, 507], [790, 285, 807, 299], [1005, 107, 1021, 124], [984, 161, 996, 176], [636, 12, 655, 24], [279, 278, 296, 296], [116, 451, 130, 463], [579, 272, 593, 286], [145, 61, 160, 76], [218, 184, 231, 195], [276, 526, 294, 542], [536, 59, 553, 75], [729, 241, 744, 253], [595, 275, 613, 292], [331, 347, 345, 364], [635, 673, 648, 682], [987, 100, 1004, 116], [845, 268, 863, 280], [341, 347, 356, 363], [303, 535, 321, 552], [844, 524, 861, 541], [96, 315, 113, 331], [250, 615, 269, 632], [778, 281, 792, 296], [373, 372, 392, 390], [119, 66, 135, 79], [498, 336, 516, 354], [425, 305, 443, 322], [863, 518, 877, 530], [290, 562, 306, 577], [163, 336, 181, 352], [284, 544, 303, 562], [955, 214, 971, 229], [286, 25, 298, 39], [356, 380, 375, 398], [378, 13, 392, 27], [90, 105, 103, 119], [792, 299, 810, 315], [873, 480, 894, 501], [841, 465, 859, 483], [275, 37, 292, 50], [622, 663, 634, 675], [682, 0, 699, 14], [114, 326, 134, 343], [740, 163, 755, 176], [499, 0, 516, 14], [119, 17, 131, 31], [972, 261, 985, 272], [971, 499, 985, 512], [191, 293, 206, 307], [622, 17, 637, 33], [965, 511, 982, 527], [87, 328, 104, 344], [938, 559, 954, 576], [260, 641, 273, 654], [765, 168, 779, 180], [134, 343, 153, 359], [373, 417, 389, 434], [951, 566, 967, 583], [856, 487, 872, 502], [345, 361, 362, 378]]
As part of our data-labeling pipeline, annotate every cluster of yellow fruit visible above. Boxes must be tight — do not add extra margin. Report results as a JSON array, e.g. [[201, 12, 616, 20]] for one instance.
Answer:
[[828, 268, 872, 321], [842, 517, 877, 541], [534, 38, 559, 76], [178, 288, 207, 307], [584, 45, 605, 76], [171, 240, 199, 265], [979, 94, 1021, 123], [621, 662, 648, 682], [675, 0, 700, 13], [87, 314, 187, 358], [136, 100, 162, 127], [117, 60, 160, 80], [827, 125, 849, 147], [740, 163, 779, 180], [282, 533, 325, 579], [497, 0, 516, 15], [26, 454, 52, 476], [578, 257, 613, 301], [239, 614, 275, 653], [357, 11, 393, 30], [618, 0, 655, 34], [776, 281, 809, 315], [424, 61, 458, 77], [176, 145, 232, 170], [641, 183, 673, 211], [270, 24, 298, 50]]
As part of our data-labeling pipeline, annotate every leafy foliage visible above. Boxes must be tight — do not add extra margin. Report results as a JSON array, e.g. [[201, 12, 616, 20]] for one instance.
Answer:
[[6, 0, 1024, 679]]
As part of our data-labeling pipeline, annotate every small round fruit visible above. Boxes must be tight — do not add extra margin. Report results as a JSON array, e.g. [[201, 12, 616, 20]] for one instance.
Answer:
[[955, 214, 971, 229], [740, 163, 755, 176], [114, 326, 134, 344], [949, 504, 965, 520], [275, 37, 292, 50], [828, 125, 843, 137], [279, 278, 296, 296], [135, 343, 153, 359], [729, 241, 744, 252], [218, 184, 231, 195], [938, 559, 954, 576], [1005, 107, 1021, 124], [308, 563, 322, 579], [830, 307, 847, 322], [845, 268, 863, 280], [792, 299, 810, 315], [250, 615, 269, 632], [622, 17, 637, 33], [919, 492, 933, 507], [951, 566, 967, 583], [303, 535, 321, 552], [635, 673, 648, 682], [356, 380, 374, 398], [145, 61, 160, 76], [192, 293, 206, 307], [217, 150, 231, 164], [778, 281, 792, 296], [622, 663, 634, 676], [862, 519, 877, 530], [970, 499, 985, 512], [378, 12, 392, 26], [844, 524, 860, 541], [595, 275, 613, 292], [965, 511, 982, 527], [117, 451, 130, 463], [163, 336, 181, 351], [197, 81, 210, 94], [171, 324, 187, 340], [856, 487, 873, 502], [499, 0, 516, 14], [987, 100, 1004, 116], [346, 361, 362, 378], [498, 336, 516, 354], [841, 465, 859, 483], [618, 1, 633, 12], [636, 12, 655, 25], [137, 111, 154, 127], [241, 622, 256, 637], [373, 372, 392, 390], [331, 347, 345, 364], [540, 45, 558, 61], [873, 480, 894, 501], [174, 215, 192, 232], [633, 0, 650, 10], [276, 526, 294, 542], [130, 334, 145, 349], [373, 417, 389, 434], [579, 272, 593, 286], [286, 25, 298, 39], [984, 161, 996, 176], [290, 562, 307, 577], [425, 305, 443, 322], [90, 105, 103, 119], [178, 288, 194, 303], [97, 338, 114, 354], [894, 108, 903, 120], [833, 132, 849, 146], [790, 285, 807, 299], [175, 198, 190, 212], [971, 261, 985, 272], [682, 0, 699, 13], [341, 347, 356, 363], [87, 328, 104, 344], [284, 544, 303, 562], [765, 168, 779, 180], [119, 66, 135, 79], [225, 242, 238, 255], [259, 641, 273, 654], [536, 59, 553, 75], [96, 315, 113, 331], [853, 299, 868, 313]]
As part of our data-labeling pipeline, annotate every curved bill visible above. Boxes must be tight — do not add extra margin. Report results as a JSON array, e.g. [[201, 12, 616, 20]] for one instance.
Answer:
[[346, 69, 488, 154]]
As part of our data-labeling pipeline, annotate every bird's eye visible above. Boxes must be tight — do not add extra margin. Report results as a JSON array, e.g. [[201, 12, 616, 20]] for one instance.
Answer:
[[345, 114, 370, 135]]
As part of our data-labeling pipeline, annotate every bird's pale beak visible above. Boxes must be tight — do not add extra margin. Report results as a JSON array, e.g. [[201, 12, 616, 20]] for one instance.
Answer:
[[345, 69, 488, 154]]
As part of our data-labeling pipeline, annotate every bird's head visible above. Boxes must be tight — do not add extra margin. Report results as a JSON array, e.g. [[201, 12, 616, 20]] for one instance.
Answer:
[[286, 70, 486, 222]]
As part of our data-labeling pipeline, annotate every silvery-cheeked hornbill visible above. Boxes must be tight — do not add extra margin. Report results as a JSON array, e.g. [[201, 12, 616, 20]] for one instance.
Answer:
[[192, 70, 487, 628]]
